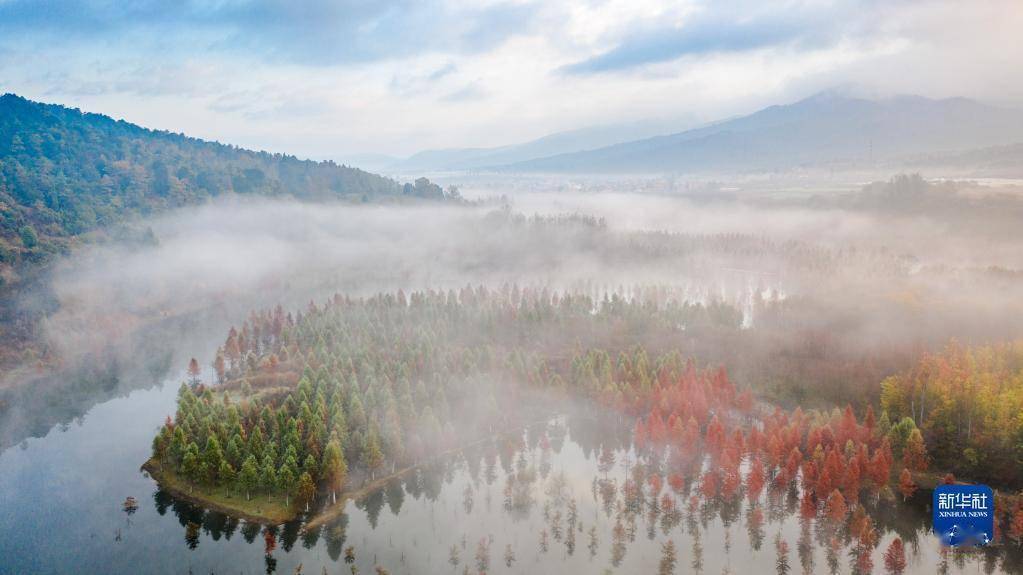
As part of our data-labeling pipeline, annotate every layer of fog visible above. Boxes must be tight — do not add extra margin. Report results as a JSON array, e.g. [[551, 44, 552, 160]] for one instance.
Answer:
[[457, 180, 1023, 268], [35, 181, 1022, 371], [5, 177, 1023, 449], [42, 197, 768, 363]]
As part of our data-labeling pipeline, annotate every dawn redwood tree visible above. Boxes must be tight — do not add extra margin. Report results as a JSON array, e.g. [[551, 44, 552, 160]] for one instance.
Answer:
[[219, 461, 236, 495], [204, 437, 224, 482], [904, 429, 927, 472], [238, 455, 259, 501], [799, 490, 817, 520], [746, 457, 765, 502], [322, 440, 347, 504], [842, 460, 861, 502], [151, 431, 168, 465], [747, 507, 765, 551], [297, 472, 315, 512], [898, 468, 917, 501], [181, 443, 202, 494], [170, 427, 187, 465], [364, 432, 385, 480], [226, 435, 243, 469], [855, 544, 874, 574], [817, 466, 834, 498], [225, 331, 240, 372], [302, 453, 319, 482], [261, 456, 277, 502], [213, 352, 226, 384], [868, 449, 891, 494], [865, 405, 876, 434], [648, 472, 663, 497], [699, 469, 718, 500], [187, 358, 201, 386], [824, 489, 848, 523], [277, 466, 296, 507], [721, 465, 741, 500], [883, 537, 907, 574]]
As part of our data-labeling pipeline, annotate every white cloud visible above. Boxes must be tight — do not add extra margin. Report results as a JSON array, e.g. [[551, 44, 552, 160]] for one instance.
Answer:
[[1, 0, 1020, 158]]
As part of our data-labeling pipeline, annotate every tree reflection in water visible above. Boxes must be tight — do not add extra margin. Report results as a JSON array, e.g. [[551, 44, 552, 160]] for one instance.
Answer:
[[158, 414, 1023, 574]]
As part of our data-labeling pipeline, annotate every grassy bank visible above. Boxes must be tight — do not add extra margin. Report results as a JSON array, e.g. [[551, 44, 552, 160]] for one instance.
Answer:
[[142, 458, 297, 524]]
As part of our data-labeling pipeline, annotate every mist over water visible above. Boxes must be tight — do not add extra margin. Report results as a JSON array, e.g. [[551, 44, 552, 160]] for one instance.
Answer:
[[3, 175, 1023, 574], [34, 179, 1023, 393], [5, 176, 1023, 447]]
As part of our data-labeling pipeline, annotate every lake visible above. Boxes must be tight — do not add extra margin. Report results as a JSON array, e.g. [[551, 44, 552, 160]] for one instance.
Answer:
[[2, 369, 1021, 575]]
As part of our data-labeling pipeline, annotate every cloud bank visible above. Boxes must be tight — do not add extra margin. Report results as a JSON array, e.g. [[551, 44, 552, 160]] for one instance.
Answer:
[[1, 1, 1021, 159]]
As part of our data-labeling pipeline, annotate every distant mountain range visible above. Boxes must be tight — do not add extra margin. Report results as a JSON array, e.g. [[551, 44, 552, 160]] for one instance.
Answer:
[[392, 92, 1023, 174], [366, 117, 697, 173]]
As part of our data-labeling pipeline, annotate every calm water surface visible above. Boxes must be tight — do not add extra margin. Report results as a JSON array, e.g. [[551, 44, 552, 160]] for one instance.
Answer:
[[1, 372, 1020, 575]]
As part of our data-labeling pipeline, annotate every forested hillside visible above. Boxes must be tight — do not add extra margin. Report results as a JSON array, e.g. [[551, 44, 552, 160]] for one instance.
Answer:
[[0, 94, 452, 373], [0, 94, 417, 273]]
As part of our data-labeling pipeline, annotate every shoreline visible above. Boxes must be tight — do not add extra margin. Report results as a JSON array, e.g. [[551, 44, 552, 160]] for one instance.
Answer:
[[141, 458, 297, 524], [141, 409, 566, 528]]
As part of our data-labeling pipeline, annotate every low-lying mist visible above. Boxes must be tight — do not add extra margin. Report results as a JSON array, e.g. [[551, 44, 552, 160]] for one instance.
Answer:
[[5, 174, 1023, 448], [43, 177, 1023, 367]]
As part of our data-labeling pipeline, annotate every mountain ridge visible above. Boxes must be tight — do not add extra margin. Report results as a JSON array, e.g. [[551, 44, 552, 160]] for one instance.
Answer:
[[384, 116, 697, 173], [496, 93, 1023, 174]]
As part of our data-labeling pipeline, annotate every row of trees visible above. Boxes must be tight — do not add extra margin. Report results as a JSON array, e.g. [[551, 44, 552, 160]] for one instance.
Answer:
[[627, 358, 928, 508], [613, 348, 1023, 553], [594, 352, 941, 569]]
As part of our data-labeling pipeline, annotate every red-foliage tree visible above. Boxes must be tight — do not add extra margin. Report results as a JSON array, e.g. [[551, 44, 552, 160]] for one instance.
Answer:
[[187, 357, 201, 385], [824, 489, 848, 523], [884, 537, 907, 574], [898, 468, 916, 501], [699, 469, 719, 499], [1009, 502, 1023, 545], [746, 457, 765, 502]]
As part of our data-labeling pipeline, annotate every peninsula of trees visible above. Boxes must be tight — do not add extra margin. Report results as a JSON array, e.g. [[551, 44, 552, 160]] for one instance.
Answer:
[[147, 286, 950, 525], [147, 287, 742, 520]]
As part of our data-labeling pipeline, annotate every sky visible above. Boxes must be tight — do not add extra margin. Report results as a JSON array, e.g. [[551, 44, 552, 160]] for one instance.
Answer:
[[1, 0, 1021, 159]]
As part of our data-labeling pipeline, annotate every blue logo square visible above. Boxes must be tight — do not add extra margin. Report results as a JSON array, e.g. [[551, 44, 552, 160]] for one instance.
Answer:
[[933, 484, 994, 547]]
